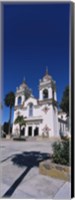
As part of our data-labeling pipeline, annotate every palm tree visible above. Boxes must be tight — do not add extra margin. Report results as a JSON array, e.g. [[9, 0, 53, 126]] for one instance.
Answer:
[[4, 92, 15, 135], [14, 115, 26, 136]]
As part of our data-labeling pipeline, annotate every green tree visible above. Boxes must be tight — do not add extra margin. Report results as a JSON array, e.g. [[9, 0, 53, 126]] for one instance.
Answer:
[[4, 92, 15, 135], [14, 115, 26, 136], [60, 86, 69, 116]]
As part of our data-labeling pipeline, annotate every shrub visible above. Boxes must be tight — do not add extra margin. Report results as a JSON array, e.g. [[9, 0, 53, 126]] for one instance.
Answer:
[[52, 139, 70, 166]]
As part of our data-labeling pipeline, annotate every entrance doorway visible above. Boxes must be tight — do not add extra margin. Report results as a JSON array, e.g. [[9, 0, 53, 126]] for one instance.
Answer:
[[34, 127, 39, 136], [21, 127, 25, 136], [28, 127, 32, 136]]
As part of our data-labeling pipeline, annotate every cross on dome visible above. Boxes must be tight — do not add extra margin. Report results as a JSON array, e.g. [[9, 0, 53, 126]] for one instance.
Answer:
[[46, 67, 48, 75], [23, 77, 26, 83], [42, 66, 52, 81]]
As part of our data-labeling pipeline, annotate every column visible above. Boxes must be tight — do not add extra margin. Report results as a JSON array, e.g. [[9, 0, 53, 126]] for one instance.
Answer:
[[25, 125, 28, 137], [39, 124, 41, 136], [32, 125, 34, 137], [39, 90, 43, 100]]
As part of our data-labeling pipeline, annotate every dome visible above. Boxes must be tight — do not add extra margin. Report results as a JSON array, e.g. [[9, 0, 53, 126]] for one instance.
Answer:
[[20, 78, 28, 89], [41, 68, 52, 82]]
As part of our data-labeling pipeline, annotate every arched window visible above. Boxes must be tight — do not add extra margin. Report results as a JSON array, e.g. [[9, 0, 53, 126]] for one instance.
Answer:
[[29, 103, 33, 117], [43, 89, 48, 99], [18, 96, 21, 105]]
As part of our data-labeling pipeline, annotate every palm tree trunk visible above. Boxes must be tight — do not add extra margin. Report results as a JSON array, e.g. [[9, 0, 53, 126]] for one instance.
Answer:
[[8, 107, 12, 135]]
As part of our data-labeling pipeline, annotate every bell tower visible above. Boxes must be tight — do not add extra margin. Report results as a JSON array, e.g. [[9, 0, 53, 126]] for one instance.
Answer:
[[39, 68, 57, 103], [39, 68, 59, 137], [15, 79, 32, 107]]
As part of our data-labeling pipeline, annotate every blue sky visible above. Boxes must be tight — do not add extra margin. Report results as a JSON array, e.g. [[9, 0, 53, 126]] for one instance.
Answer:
[[3, 3, 70, 124]]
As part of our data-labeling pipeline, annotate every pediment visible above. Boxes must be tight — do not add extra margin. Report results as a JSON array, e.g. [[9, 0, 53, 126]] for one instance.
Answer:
[[24, 96, 37, 107]]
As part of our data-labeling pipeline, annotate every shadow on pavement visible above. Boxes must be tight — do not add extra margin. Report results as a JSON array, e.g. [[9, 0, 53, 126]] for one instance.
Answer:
[[3, 151, 51, 198]]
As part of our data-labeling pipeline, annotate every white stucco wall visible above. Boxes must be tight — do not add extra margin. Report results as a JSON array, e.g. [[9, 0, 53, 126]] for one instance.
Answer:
[[12, 98, 59, 138]]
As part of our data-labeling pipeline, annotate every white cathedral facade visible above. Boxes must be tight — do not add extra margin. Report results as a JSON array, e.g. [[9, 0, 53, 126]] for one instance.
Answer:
[[12, 70, 68, 138]]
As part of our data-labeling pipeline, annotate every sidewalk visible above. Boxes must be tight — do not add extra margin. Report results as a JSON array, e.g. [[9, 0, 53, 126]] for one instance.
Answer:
[[0, 140, 71, 199], [53, 182, 71, 199], [1, 166, 71, 199]]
